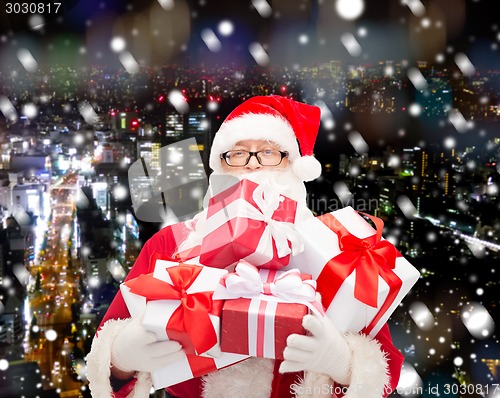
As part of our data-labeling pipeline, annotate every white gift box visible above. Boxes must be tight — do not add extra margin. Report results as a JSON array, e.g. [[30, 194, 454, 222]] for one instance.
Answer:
[[150, 351, 248, 390], [121, 258, 225, 357], [285, 206, 420, 338]]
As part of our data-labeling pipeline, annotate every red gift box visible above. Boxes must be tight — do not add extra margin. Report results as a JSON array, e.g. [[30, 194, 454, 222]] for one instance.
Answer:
[[199, 178, 303, 270], [220, 298, 308, 360], [213, 261, 323, 360]]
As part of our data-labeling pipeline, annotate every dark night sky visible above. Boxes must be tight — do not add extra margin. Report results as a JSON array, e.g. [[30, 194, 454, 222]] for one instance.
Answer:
[[1, 0, 499, 69], [2, 0, 492, 38]]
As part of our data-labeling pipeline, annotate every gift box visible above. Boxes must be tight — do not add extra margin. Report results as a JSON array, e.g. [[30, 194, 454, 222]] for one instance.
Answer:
[[199, 178, 303, 270], [151, 352, 248, 390], [213, 260, 323, 360], [220, 298, 307, 360], [120, 254, 249, 388], [120, 254, 228, 357], [285, 206, 420, 338]]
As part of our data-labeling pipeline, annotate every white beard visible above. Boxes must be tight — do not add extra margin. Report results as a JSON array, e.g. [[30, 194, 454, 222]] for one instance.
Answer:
[[228, 167, 308, 203], [176, 168, 311, 257]]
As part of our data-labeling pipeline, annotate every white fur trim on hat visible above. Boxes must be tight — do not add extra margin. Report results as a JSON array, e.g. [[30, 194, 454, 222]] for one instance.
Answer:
[[292, 155, 322, 182], [85, 318, 153, 398], [209, 113, 301, 174]]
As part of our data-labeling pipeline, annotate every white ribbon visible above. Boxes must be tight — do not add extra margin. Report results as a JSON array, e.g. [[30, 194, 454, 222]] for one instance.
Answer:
[[251, 184, 304, 258], [202, 183, 304, 264], [214, 260, 324, 317]]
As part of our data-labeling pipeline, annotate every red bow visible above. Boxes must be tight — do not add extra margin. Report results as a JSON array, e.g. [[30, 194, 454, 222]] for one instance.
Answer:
[[125, 253, 221, 355], [316, 212, 403, 334]]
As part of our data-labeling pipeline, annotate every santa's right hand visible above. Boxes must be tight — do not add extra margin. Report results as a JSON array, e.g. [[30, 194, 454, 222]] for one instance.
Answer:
[[111, 316, 185, 373]]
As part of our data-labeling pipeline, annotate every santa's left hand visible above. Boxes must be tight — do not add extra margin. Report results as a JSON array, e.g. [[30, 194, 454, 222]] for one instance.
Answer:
[[279, 314, 352, 385]]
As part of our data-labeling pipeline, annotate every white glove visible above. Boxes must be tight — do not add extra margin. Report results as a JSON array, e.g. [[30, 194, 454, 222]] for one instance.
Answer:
[[111, 316, 185, 373], [280, 314, 352, 385]]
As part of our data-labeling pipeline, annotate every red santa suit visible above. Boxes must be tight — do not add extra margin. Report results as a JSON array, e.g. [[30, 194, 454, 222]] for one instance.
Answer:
[[86, 220, 404, 398]]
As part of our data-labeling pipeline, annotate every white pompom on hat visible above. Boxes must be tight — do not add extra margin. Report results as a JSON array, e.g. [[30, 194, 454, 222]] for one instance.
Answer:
[[209, 95, 322, 182]]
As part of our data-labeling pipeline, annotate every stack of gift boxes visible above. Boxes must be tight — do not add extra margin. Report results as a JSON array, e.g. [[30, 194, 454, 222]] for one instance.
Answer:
[[120, 179, 420, 389]]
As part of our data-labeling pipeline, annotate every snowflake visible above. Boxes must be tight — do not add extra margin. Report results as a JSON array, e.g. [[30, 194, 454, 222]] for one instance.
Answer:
[[218, 20, 234, 36], [347, 131, 368, 154], [335, 0, 365, 20]]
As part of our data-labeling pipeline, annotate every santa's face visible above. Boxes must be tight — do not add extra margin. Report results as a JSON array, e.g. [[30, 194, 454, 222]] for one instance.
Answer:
[[215, 139, 306, 203]]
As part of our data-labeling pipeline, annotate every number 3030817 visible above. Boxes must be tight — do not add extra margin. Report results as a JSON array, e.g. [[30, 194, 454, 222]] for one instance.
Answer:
[[5, 3, 62, 14], [444, 384, 500, 395]]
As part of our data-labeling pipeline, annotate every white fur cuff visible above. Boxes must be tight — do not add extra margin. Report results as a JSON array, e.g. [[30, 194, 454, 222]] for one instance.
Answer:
[[85, 318, 153, 398], [295, 372, 334, 398], [202, 357, 274, 398], [342, 333, 390, 398]]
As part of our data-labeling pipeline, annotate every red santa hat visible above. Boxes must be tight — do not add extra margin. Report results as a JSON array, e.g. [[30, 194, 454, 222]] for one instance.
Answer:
[[209, 95, 322, 182]]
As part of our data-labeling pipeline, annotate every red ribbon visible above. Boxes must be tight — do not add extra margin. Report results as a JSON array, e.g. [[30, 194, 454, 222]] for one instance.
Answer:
[[148, 250, 200, 273], [316, 212, 403, 334], [186, 355, 218, 378], [173, 245, 202, 263], [126, 253, 222, 355]]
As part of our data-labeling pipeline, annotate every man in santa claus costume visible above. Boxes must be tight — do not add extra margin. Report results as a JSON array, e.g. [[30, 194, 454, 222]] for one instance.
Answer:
[[86, 95, 404, 398]]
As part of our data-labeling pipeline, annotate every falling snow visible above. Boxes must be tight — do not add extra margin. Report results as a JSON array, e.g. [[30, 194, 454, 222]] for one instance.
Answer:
[[22, 103, 38, 119], [168, 89, 189, 113], [407, 67, 428, 91], [251, 0, 272, 18], [316, 100, 335, 130], [347, 130, 369, 154], [218, 20, 234, 37], [335, 0, 365, 21], [249, 42, 269, 66], [119, 51, 140, 74], [0, 95, 18, 122], [0, 359, 8, 371], [340, 33, 362, 57], [110, 36, 127, 53], [455, 52, 476, 77], [397, 195, 418, 219], [448, 109, 471, 133], [157, 0, 175, 11], [28, 14, 45, 31], [17, 48, 38, 73], [333, 181, 353, 204], [78, 101, 99, 125], [201, 28, 222, 52]]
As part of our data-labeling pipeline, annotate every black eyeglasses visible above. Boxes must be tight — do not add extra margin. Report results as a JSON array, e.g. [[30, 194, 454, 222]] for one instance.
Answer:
[[221, 149, 289, 167]]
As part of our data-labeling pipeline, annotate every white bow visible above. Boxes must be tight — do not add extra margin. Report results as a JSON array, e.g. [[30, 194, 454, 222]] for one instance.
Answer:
[[250, 184, 304, 258], [215, 261, 324, 316]]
